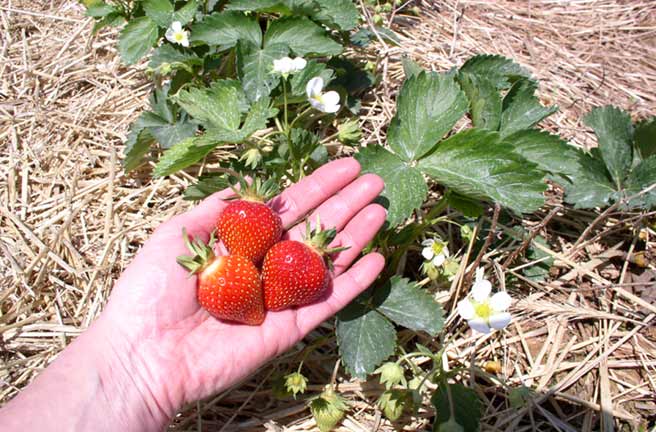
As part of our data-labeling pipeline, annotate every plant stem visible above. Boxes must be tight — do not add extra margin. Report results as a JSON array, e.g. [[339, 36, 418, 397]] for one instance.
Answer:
[[289, 106, 313, 130], [282, 78, 289, 130]]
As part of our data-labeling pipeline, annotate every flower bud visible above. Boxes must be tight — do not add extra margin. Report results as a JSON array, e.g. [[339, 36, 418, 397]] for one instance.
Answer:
[[374, 362, 406, 389], [337, 119, 362, 145], [284, 372, 308, 398]]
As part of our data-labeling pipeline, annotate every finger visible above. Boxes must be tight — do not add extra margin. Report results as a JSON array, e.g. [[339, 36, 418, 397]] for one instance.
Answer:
[[284, 174, 384, 240], [294, 253, 385, 335], [329, 204, 386, 276], [270, 158, 361, 228]]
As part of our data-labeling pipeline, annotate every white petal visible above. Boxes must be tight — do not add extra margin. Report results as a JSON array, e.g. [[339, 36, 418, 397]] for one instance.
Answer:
[[171, 21, 182, 32], [322, 102, 340, 113], [421, 239, 434, 247], [306, 77, 324, 98], [471, 279, 492, 302], [165, 28, 175, 42], [180, 33, 189, 47], [490, 291, 512, 312], [468, 318, 491, 334], [475, 266, 485, 283], [292, 57, 307, 71], [443, 247, 449, 257], [321, 90, 340, 107], [422, 247, 434, 260], [488, 312, 512, 330], [433, 254, 446, 267], [457, 300, 475, 320], [309, 98, 323, 110]]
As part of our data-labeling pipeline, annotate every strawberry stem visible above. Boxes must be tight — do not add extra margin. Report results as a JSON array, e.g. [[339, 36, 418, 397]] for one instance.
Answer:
[[303, 217, 350, 271], [227, 175, 279, 203], [176, 228, 216, 275]]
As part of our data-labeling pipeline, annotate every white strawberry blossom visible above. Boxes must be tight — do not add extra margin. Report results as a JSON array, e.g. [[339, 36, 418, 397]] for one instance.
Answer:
[[306, 77, 340, 113], [165, 21, 189, 47], [457, 267, 512, 334], [272, 56, 307, 76], [421, 238, 450, 267]]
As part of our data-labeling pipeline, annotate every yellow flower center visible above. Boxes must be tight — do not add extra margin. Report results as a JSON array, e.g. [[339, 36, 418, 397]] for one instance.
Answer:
[[312, 94, 323, 103], [474, 302, 492, 320], [431, 241, 445, 255], [175, 32, 184, 41]]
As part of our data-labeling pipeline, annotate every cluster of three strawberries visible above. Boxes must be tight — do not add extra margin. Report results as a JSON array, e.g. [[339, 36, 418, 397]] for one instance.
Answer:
[[177, 186, 344, 325]]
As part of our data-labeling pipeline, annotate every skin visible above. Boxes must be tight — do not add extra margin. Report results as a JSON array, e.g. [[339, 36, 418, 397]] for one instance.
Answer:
[[0, 158, 386, 431]]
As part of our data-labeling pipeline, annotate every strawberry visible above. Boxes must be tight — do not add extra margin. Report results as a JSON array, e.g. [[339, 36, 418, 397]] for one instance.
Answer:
[[177, 230, 265, 325], [217, 177, 282, 264], [262, 220, 348, 311]]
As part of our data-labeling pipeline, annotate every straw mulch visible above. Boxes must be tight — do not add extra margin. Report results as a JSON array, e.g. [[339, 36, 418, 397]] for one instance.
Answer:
[[1, 0, 655, 430]]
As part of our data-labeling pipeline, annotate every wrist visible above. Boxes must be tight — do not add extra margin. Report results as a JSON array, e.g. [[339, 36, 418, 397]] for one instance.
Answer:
[[83, 315, 175, 431]]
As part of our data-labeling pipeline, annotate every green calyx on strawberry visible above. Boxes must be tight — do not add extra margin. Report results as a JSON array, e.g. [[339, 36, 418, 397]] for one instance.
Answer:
[[262, 218, 349, 311], [177, 229, 265, 326], [309, 388, 349, 432], [217, 175, 282, 264]]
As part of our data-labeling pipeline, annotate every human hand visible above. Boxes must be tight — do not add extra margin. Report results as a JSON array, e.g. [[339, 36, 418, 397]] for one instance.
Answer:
[[100, 158, 386, 424]]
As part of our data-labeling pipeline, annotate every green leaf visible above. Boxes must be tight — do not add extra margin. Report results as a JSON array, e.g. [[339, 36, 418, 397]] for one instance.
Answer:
[[91, 13, 125, 35], [446, 191, 484, 218], [264, 17, 342, 57], [356, 145, 428, 227], [402, 56, 422, 79], [153, 136, 217, 177], [313, 0, 359, 31], [624, 155, 656, 209], [124, 128, 155, 172], [184, 173, 230, 200], [387, 71, 468, 162], [289, 128, 320, 161], [417, 129, 547, 214], [499, 79, 557, 138], [289, 60, 334, 96], [224, 0, 280, 11], [138, 111, 197, 149], [561, 152, 615, 209], [504, 129, 584, 180], [374, 276, 444, 335], [327, 57, 374, 95], [225, 0, 319, 15], [523, 235, 554, 282], [459, 54, 532, 89], [458, 72, 501, 130], [173, 0, 198, 25], [190, 12, 261, 48], [143, 0, 174, 27], [336, 301, 396, 379], [237, 41, 287, 102], [175, 80, 246, 130], [148, 44, 202, 73], [635, 117, 656, 160], [431, 384, 481, 432], [205, 97, 277, 143], [584, 105, 634, 188], [118, 16, 159, 64], [85, 3, 116, 17]]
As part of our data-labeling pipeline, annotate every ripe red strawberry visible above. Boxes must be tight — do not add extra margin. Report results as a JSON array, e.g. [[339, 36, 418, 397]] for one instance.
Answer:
[[217, 177, 282, 264], [262, 221, 348, 311], [177, 230, 265, 325]]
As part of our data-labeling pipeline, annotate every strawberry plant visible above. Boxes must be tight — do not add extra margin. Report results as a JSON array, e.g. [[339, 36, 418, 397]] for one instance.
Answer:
[[84, 1, 655, 428]]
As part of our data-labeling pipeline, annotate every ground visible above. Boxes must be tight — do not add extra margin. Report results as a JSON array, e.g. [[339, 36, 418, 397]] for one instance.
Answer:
[[1, 1, 655, 431]]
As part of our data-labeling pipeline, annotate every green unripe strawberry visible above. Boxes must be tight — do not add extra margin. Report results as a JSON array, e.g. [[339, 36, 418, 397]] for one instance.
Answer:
[[378, 390, 412, 421], [310, 389, 348, 432]]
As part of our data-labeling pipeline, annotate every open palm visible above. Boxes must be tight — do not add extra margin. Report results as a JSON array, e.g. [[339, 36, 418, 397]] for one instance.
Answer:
[[102, 158, 386, 412]]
